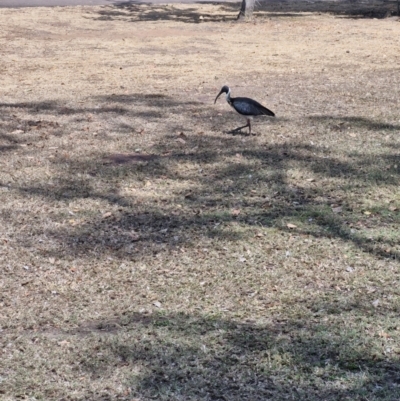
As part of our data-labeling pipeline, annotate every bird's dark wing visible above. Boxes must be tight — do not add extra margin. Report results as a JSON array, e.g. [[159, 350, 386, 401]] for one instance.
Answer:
[[232, 97, 275, 117]]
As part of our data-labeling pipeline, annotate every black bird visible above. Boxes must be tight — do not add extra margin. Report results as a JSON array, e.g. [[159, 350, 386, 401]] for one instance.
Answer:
[[214, 85, 275, 135]]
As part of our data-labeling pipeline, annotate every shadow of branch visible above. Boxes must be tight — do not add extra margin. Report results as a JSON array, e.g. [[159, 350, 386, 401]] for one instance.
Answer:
[[89, 0, 399, 25], [75, 311, 400, 400]]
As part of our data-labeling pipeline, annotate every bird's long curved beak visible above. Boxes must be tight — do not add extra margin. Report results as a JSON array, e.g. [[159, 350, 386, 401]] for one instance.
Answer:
[[214, 90, 224, 104]]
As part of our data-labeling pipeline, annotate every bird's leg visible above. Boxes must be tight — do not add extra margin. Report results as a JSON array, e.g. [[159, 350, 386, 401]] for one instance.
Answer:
[[230, 119, 250, 134], [230, 124, 249, 133], [248, 119, 251, 135]]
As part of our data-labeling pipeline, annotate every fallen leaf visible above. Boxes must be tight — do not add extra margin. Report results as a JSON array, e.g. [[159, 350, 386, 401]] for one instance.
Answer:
[[286, 223, 297, 229], [58, 340, 70, 346], [389, 205, 398, 212], [306, 178, 315, 182], [364, 211, 372, 216], [372, 299, 380, 308], [49, 257, 56, 264], [264, 264, 275, 270], [102, 212, 112, 218], [332, 206, 342, 214], [176, 138, 186, 144], [231, 209, 241, 216], [153, 301, 162, 308]]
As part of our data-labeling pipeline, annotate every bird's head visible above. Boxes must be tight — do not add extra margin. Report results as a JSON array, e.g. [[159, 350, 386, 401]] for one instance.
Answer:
[[214, 85, 230, 104]]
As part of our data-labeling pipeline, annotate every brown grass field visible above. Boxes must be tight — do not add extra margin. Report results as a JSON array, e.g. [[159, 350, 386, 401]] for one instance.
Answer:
[[0, 1, 400, 400]]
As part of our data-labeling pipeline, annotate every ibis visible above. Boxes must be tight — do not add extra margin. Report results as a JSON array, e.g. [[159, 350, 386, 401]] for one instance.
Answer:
[[214, 85, 275, 135]]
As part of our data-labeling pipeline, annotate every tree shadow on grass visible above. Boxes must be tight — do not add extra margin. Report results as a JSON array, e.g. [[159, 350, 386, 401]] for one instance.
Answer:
[[0, 94, 203, 122], [0, 133, 20, 153], [73, 310, 400, 400], [0, 94, 207, 144], [94, 1, 238, 23], [3, 135, 399, 261], [1, 94, 399, 262], [253, 0, 399, 19], [91, 0, 399, 24], [0, 110, 64, 151], [309, 115, 400, 132]]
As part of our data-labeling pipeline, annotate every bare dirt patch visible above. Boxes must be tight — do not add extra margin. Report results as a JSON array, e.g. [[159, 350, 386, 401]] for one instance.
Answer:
[[0, 3, 400, 401]]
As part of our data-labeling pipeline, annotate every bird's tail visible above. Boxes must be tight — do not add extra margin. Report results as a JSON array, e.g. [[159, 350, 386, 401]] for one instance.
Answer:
[[261, 106, 275, 117]]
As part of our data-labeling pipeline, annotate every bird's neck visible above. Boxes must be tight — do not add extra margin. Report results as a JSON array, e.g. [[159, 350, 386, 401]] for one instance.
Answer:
[[225, 89, 231, 103]]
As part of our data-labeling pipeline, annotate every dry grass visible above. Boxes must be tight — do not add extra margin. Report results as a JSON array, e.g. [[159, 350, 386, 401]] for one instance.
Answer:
[[0, 2, 400, 400]]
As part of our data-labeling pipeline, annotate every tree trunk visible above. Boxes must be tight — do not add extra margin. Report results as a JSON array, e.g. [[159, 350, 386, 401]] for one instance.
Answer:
[[237, 0, 255, 20]]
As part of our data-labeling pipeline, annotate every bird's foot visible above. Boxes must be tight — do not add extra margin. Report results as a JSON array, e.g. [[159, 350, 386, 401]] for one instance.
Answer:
[[227, 129, 241, 135], [228, 125, 250, 135]]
